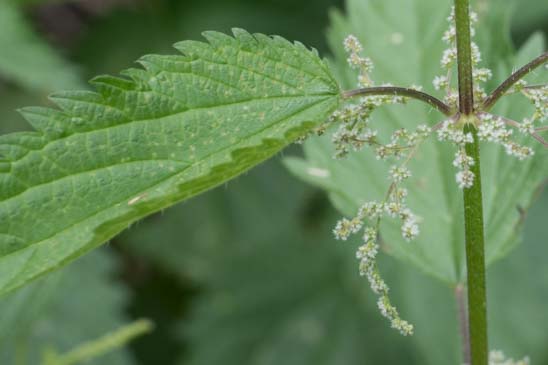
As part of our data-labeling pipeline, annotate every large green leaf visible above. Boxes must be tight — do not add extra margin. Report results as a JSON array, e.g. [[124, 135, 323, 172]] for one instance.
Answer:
[[0, 2, 82, 91], [285, 0, 548, 284], [0, 29, 340, 295]]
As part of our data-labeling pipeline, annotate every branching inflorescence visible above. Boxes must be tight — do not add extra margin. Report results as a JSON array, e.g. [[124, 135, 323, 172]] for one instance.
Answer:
[[327, 6, 547, 336]]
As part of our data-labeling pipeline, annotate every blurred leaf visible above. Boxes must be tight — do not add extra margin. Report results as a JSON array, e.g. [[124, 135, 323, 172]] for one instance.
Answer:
[[0, 86, 52, 134], [72, 0, 341, 77], [285, 0, 548, 284], [0, 2, 82, 91], [43, 319, 153, 365], [487, 188, 548, 363], [0, 29, 340, 295], [510, 0, 548, 44], [0, 249, 135, 365]]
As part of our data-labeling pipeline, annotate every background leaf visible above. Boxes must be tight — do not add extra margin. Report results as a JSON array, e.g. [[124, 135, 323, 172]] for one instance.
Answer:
[[0, 249, 135, 365], [0, 2, 82, 92]]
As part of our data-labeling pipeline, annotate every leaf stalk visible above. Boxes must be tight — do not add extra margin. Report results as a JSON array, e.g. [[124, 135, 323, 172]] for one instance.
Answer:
[[482, 52, 548, 111], [343, 86, 452, 115]]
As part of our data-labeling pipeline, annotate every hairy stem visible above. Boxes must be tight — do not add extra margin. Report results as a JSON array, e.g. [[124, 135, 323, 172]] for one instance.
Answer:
[[343, 86, 452, 115], [455, 0, 488, 364], [483, 52, 548, 111], [455, 0, 475, 115], [462, 121, 488, 365]]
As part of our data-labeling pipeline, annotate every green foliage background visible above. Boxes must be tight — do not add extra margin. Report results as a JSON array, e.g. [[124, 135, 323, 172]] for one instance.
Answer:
[[0, 0, 546, 364]]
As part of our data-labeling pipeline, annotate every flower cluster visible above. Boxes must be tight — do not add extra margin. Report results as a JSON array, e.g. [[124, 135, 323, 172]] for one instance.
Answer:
[[477, 113, 535, 159], [330, 98, 432, 160], [523, 86, 548, 121], [483, 78, 548, 158], [329, 34, 444, 335], [436, 119, 477, 188], [344, 34, 374, 87], [329, 94, 411, 160], [489, 350, 530, 365], [333, 192, 417, 335], [331, 35, 417, 160], [517, 85, 548, 134]]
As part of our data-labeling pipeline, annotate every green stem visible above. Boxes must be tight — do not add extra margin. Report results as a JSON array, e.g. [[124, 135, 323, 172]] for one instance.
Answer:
[[462, 122, 488, 365], [455, 0, 475, 115], [454, 0, 488, 364]]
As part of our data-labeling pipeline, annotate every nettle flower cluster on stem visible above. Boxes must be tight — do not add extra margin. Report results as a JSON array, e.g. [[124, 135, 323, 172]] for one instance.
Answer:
[[327, 6, 547, 336]]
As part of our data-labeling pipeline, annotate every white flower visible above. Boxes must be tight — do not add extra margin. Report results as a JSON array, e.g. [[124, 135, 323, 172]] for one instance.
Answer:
[[401, 218, 419, 241], [358, 201, 385, 219], [442, 26, 456, 44], [433, 75, 448, 90], [518, 118, 535, 134], [473, 68, 492, 82], [395, 187, 408, 200], [389, 165, 412, 182], [441, 47, 457, 68], [471, 42, 481, 64], [453, 149, 474, 169], [362, 227, 377, 242], [333, 217, 362, 240], [385, 202, 402, 217], [504, 142, 534, 160], [456, 170, 475, 189], [343, 34, 363, 53], [356, 241, 378, 260]]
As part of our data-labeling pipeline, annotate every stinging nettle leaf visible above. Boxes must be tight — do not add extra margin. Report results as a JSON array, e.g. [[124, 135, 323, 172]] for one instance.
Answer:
[[0, 29, 341, 295]]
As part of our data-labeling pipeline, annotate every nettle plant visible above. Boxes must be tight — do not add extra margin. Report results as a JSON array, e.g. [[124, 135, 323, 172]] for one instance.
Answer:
[[0, 0, 546, 364]]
